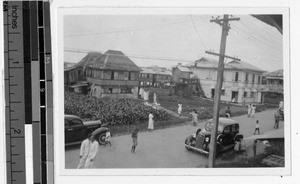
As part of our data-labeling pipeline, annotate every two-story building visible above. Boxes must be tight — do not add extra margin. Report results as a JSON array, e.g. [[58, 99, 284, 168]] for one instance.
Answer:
[[139, 66, 172, 87], [65, 50, 141, 98], [185, 57, 265, 104], [260, 69, 283, 104]]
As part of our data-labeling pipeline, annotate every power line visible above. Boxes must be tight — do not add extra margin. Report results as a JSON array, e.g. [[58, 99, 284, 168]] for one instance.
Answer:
[[190, 15, 207, 50], [64, 48, 195, 63]]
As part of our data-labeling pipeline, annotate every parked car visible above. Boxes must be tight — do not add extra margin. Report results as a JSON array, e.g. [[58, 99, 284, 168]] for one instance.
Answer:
[[65, 114, 109, 146], [184, 118, 243, 155]]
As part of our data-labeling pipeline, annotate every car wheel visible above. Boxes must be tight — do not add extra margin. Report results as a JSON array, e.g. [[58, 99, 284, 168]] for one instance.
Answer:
[[96, 132, 106, 145], [185, 136, 193, 150]]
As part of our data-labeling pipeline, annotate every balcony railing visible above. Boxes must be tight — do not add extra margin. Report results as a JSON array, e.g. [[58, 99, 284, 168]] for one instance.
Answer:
[[87, 77, 139, 86]]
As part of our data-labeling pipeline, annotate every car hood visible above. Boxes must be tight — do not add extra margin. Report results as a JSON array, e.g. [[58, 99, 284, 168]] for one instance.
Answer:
[[83, 120, 101, 126]]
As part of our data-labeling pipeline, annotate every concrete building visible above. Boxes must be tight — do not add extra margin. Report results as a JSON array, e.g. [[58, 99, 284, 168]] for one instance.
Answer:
[[185, 57, 265, 104]]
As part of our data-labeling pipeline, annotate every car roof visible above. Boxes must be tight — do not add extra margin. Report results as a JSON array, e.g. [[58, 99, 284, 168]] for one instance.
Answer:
[[65, 114, 80, 119], [206, 118, 238, 126]]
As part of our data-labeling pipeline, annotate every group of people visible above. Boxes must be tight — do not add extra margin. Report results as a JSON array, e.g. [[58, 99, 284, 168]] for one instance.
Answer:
[[77, 131, 112, 169], [247, 104, 256, 118]]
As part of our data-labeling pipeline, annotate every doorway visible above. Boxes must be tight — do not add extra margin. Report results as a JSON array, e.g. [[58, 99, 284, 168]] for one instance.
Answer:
[[231, 91, 238, 103]]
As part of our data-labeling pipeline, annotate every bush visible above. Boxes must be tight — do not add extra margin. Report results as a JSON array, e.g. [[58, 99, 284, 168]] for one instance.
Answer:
[[64, 91, 172, 126]]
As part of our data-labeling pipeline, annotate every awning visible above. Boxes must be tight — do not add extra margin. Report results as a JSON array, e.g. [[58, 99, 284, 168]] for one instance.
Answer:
[[245, 129, 284, 140]]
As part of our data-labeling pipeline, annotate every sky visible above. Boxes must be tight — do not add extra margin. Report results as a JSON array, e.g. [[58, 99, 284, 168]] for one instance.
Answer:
[[64, 15, 283, 72]]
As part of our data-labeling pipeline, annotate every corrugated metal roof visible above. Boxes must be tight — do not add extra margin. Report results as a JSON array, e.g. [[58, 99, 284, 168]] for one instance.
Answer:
[[74, 50, 141, 72], [141, 67, 172, 75], [185, 57, 264, 72], [265, 69, 283, 77]]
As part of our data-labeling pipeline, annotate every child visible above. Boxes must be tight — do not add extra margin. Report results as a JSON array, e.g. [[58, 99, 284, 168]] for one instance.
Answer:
[[225, 106, 231, 118], [247, 104, 252, 117], [254, 120, 260, 135], [104, 131, 111, 147], [131, 128, 138, 153], [251, 104, 256, 118]]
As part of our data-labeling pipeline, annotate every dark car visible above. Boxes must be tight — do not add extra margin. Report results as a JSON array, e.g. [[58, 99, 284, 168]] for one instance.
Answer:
[[65, 114, 109, 146], [184, 118, 243, 155]]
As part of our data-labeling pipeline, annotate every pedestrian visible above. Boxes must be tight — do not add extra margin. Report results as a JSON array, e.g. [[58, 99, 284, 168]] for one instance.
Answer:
[[247, 104, 252, 117], [84, 135, 99, 168], [178, 102, 182, 116], [251, 104, 256, 118], [254, 120, 260, 135], [190, 110, 198, 126], [148, 113, 154, 131], [253, 140, 258, 156], [225, 106, 231, 118], [104, 130, 111, 147], [77, 133, 92, 169], [131, 128, 138, 153], [274, 110, 280, 129]]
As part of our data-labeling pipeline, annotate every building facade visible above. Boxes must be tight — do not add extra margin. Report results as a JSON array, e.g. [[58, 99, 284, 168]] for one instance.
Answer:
[[185, 57, 265, 104], [64, 50, 141, 98], [139, 66, 172, 87], [260, 69, 283, 104]]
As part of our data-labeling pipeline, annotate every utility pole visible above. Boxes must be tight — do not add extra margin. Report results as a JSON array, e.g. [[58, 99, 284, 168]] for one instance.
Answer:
[[207, 14, 240, 167]]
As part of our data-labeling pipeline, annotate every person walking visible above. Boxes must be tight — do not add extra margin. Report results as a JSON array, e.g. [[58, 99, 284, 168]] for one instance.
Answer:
[[178, 102, 182, 117], [148, 113, 154, 131], [77, 133, 92, 169], [131, 128, 139, 153], [254, 120, 260, 135], [104, 130, 112, 147], [247, 104, 252, 117], [84, 135, 99, 168], [274, 110, 280, 129], [225, 106, 231, 118], [251, 104, 256, 118], [253, 140, 258, 156], [190, 110, 198, 126]]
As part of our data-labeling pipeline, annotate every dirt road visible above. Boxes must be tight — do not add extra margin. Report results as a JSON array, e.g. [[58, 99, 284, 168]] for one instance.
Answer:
[[65, 108, 282, 168]]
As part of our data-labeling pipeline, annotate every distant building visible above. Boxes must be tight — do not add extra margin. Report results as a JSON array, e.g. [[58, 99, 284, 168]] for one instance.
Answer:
[[64, 50, 141, 98], [185, 57, 265, 104], [172, 63, 205, 97], [139, 66, 172, 87], [172, 63, 193, 83], [260, 69, 283, 104]]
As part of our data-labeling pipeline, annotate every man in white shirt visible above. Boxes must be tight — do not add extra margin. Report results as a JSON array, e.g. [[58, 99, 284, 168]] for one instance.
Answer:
[[77, 133, 92, 169], [84, 135, 100, 168]]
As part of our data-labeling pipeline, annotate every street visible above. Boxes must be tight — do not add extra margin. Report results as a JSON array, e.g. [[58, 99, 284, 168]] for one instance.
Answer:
[[65, 108, 283, 168]]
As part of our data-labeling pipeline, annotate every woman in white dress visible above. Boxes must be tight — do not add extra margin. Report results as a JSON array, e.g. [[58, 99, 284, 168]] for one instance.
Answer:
[[148, 113, 154, 131], [84, 136, 99, 168], [178, 102, 182, 116]]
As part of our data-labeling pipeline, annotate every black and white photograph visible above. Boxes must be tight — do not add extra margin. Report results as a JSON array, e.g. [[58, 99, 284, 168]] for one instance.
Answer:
[[60, 8, 289, 174]]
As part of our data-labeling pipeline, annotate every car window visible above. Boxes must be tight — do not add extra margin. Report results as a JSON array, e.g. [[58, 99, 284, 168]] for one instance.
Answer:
[[223, 125, 231, 133], [69, 118, 82, 127], [232, 124, 239, 133], [205, 122, 223, 132]]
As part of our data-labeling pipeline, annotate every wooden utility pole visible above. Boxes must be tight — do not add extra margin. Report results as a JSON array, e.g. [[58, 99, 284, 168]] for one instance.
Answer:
[[207, 14, 240, 167]]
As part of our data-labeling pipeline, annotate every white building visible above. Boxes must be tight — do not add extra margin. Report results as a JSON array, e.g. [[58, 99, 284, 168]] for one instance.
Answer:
[[185, 57, 265, 104]]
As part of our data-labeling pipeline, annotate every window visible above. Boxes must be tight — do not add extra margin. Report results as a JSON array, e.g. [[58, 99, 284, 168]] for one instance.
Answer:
[[250, 92, 254, 97], [121, 87, 132, 94], [235, 72, 239, 82], [124, 72, 129, 80], [224, 126, 231, 134], [69, 118, 82, 127], [118, 71, 124, 80], [221, 89, 225, 96], [130, 72, 139, 80], [244, 92, 247, 97], [113, 71, 119, 80], [109, 88, 113, 94], [258, 76, 261, 84], [103, 71, 112, 79], [245, 73, 249, 83], [252, 74, 255, 83]]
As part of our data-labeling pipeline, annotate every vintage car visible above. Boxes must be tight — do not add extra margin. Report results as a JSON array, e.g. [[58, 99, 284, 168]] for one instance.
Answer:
[[65, 114, 109, 146], [185, 118, 243, 155]]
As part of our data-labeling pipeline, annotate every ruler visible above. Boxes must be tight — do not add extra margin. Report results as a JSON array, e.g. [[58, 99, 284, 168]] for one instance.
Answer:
[[3, 1, 53, 184]]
